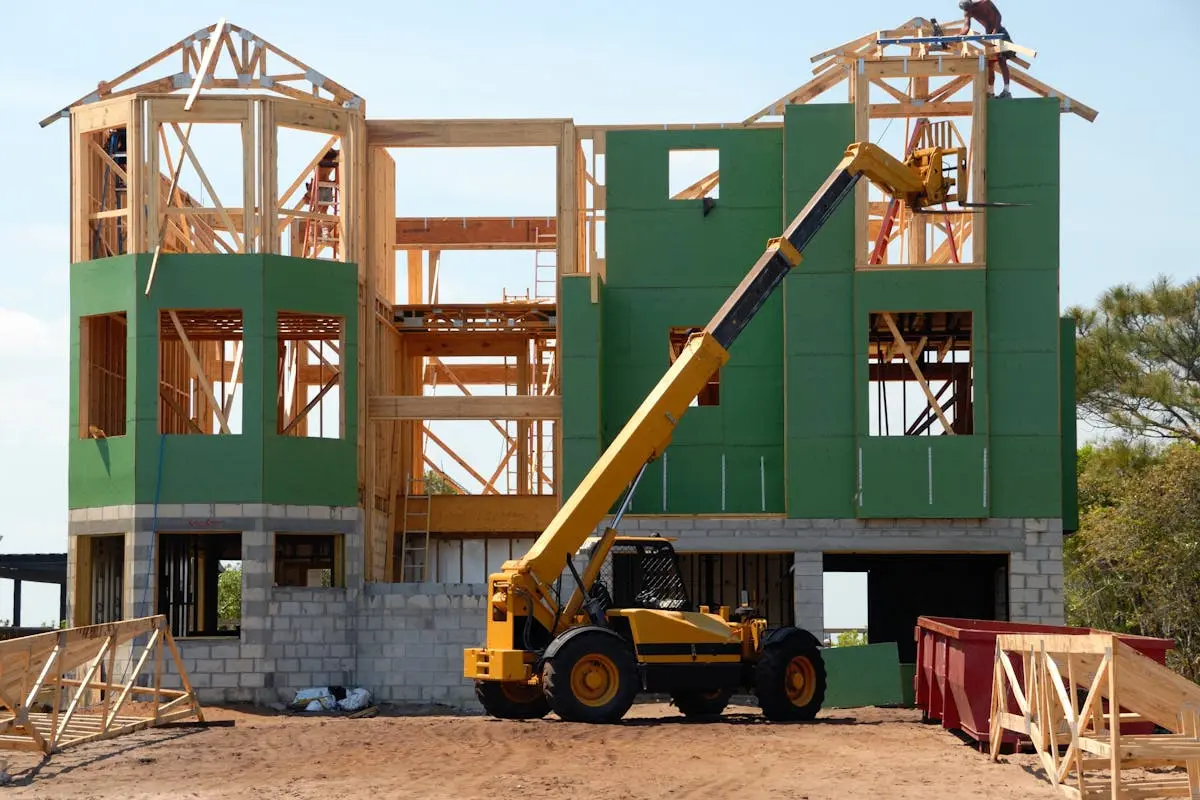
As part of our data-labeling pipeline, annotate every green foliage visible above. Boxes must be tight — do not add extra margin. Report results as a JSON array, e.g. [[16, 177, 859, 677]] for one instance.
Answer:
[[1075, 439, 1163, 513], [1068, 276, 1200, 443], [1065, 441, 1200, 681], [217, 564, 242, 629], [834, 630, 868, 648], [423, 470, 461, 495]]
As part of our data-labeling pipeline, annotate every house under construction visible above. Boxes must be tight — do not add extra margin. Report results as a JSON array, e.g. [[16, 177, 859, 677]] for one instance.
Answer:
[[56, 18, 1093, 705]]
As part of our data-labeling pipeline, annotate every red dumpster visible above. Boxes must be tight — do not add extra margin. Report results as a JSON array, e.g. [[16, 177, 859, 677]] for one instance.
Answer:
[[914, 616, 1175, 745]]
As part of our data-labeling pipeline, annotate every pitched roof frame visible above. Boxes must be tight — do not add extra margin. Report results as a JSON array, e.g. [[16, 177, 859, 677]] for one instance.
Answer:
[[40, 19, 363, 128], [744, 17, 1096, 124]]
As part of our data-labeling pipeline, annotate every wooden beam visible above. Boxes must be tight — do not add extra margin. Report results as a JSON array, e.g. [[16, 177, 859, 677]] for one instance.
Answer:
[[396, 333, 529, 358], [557, 121, 580, 277], [369, 396, 561, 420], [869, 101, 973, 119], [405, 250, 422, 304], [423, 362, 549, 386], [416, 495, 557, 534], [166, 311, 231, 434], [881, 313, 955, 435], [395, 217, 557, 250], [862, 57, 982, 79], [144, 122, 195, 295], [365, 119, 568, 148], [1007, 66, 1099, 122], [420, 425, 497, 495], [185, 20, 226, 111]]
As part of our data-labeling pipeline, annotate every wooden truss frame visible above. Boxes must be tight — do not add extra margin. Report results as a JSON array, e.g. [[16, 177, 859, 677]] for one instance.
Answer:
[[42, 19, 362, 129], [990, 633, 1200, 800], [740, 17, 1095, 271], [0, 616, 203, 755]]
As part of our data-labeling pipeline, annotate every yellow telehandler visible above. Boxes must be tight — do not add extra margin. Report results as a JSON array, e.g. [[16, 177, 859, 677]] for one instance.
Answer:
[[464, 140, 970, 723]]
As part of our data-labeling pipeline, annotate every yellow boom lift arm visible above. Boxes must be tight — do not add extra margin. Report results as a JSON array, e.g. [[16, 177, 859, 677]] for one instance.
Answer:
[[463, 140, 967, 724]]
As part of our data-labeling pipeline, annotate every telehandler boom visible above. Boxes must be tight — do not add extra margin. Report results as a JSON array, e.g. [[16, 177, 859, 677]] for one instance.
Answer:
[[463, 140, 968, 723]]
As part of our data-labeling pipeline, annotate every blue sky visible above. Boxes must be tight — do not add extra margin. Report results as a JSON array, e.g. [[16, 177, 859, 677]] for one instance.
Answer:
[[1, 0, 1196, 628]]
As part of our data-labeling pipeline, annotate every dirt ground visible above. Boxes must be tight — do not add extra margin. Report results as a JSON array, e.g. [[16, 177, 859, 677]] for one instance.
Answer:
[[0, 702, 1062, 800]]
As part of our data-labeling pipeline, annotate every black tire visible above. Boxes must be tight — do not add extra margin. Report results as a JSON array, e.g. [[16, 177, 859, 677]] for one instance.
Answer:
[[541, 631, 639, 723], [475, 680, 551, 720], [754, 631, 827, 722], [671, 687, 733, 718]]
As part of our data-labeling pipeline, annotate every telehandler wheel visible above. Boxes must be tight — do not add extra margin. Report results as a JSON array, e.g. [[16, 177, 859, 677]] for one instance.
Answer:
[[754, 631, 827, 722], [541, 631, 639, 724], [671, 687, 733, 718], [475, 679, 551, 720]]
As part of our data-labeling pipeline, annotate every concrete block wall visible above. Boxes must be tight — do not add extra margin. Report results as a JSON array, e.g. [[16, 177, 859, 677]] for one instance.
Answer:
[[354, 583, 487, 708], [69, 503, 362, 705], [595, 514, 1067, 630], [1009, 519, 1066, 624], [66, 505, 1065, 711]]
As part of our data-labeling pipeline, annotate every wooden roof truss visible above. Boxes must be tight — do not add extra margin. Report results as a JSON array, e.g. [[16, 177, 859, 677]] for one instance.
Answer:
[[40, 19, 363, 128], [745, 17, 1096, 124]]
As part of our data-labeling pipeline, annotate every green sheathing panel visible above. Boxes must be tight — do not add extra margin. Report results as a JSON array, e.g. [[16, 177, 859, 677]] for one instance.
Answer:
[[603, 128, 785, 514], [854, 270, 989, 518], [131, 254, 267, 504], [821, 642, 905, 709], [986, 98, 1062, 517], [1060, 316, 1079, 532], [69, 253, 358, 509], [69, 255, 139, 507], [261, 255, 359, 506], [782, 103, 857, 518], [560, 275, 602, 497]]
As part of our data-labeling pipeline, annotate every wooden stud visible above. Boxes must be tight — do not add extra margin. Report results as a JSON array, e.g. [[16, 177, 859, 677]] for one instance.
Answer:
[[881, 313, 956, 435], [853, 66, 870, 265], [971, 62, 988, 265], [166, 311, 232, 434], [144, 121, 195, 295]]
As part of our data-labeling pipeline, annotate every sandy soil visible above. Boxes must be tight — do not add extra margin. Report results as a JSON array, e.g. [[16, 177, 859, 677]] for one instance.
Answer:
[[0, 702, 1062, 800]]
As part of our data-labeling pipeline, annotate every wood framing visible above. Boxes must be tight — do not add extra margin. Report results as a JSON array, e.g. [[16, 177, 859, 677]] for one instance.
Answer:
[[990, 632, 1200, 799], [418, 495, 558, 534], [365, 119, 566, 148], [0, 616, 204, 755], [49, 18, 1095, 586], [42, 20, 362, 128], [71, 94, 361, 269], [370, 396, 560, 420], [395, 217, 557, 250]]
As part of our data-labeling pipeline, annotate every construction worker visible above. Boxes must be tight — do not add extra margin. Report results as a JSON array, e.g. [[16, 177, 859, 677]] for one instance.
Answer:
[[958, 0, 1013, 98]]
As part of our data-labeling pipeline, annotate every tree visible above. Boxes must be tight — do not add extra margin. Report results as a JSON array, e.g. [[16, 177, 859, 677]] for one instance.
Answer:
[[217, 564, 242, 630], [423, 469, 461, 495], [834, 630, 868, 648], [1065, 442, 1200, 682], [1075, 438, 1163, 514], [1069, 275, 1200, 443]]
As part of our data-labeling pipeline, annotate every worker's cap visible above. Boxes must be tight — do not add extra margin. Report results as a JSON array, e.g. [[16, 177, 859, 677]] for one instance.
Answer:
[[958, 0, 972, 9]]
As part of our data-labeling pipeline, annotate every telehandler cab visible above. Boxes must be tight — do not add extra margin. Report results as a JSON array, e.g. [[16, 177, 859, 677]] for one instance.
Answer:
[[464, 139, 970, 723]]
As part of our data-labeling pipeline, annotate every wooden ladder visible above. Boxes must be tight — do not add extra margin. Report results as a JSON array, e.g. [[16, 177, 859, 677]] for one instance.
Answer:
[[302, 150, 341, 258], [534, 230, 556, 300], [399, 477, 432, 582]]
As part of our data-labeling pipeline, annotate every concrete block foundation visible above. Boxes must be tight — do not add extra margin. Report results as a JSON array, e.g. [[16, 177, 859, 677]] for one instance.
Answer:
[[68, 507, 1065, 710]]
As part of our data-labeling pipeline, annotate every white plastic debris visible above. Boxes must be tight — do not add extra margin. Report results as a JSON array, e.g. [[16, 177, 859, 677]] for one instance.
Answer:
[[338, 687, 372, 712], [291, 687, 337, 711]]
